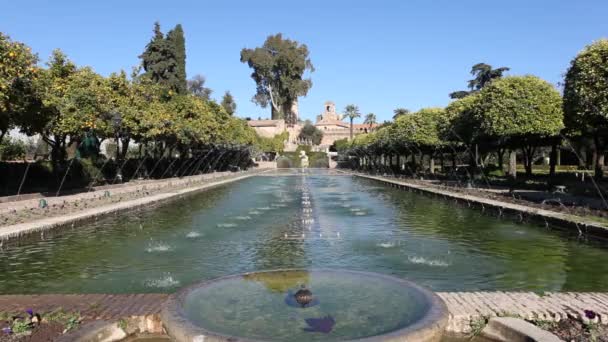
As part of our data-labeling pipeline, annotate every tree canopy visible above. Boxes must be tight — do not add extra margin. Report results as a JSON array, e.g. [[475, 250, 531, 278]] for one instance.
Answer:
[[140, 22, 186, 93], [221, 91, 237, 116], [449, 63, 509, 99], [240, 33, 313, 124], [298, 120, 323, 145], [0, 32, 39, 143], [563, 39, 608, 133], [475, 75, 563, 139]]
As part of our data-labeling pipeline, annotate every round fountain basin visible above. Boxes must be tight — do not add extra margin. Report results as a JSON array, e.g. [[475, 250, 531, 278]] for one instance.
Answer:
[[162, 269, 448, 341]]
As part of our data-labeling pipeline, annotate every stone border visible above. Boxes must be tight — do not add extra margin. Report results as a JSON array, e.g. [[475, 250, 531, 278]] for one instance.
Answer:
[[349, 172, 608, 238], [0, 170, 267, 242], [2, 291, 608, 336], [161, 269, 448, 342]]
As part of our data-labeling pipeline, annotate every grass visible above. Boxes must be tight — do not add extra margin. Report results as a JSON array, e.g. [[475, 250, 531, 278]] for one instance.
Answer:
[[468, 316, 489, 338], [0, 309, 82, 333]]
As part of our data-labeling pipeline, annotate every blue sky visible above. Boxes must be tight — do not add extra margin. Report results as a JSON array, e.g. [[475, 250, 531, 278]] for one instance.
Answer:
[[2, 0, 607, 123]]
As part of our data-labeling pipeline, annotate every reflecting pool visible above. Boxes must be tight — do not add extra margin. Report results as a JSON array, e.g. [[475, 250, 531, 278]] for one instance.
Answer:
[[2, 171, 608, 293]]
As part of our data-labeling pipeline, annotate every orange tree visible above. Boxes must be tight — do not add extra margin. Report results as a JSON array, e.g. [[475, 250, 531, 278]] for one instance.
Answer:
[[0, 32, 39, 143]]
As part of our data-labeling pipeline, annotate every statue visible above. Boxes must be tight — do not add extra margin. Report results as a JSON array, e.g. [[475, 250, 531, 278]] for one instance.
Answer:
[[300, 150, 309, 168]]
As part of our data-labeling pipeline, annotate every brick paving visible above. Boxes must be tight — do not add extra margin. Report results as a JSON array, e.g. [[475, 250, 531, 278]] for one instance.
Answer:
[[1, 292, 607, 333], [0, 294, 168, 321]]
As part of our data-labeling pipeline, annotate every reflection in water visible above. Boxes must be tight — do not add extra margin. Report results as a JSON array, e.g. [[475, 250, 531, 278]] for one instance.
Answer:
[[243, 270, 310, 293], [1, 171, 608, 293], [183, 270, 431, 341]]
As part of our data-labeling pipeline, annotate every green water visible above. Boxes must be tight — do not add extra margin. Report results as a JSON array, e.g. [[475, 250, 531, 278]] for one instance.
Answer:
[[2, 171, 608, 293], [183, 270, 429, 341]]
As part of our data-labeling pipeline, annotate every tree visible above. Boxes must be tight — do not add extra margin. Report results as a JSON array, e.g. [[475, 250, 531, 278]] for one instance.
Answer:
[[393, 108, 410, 120], [17, 49, 78, 164], [364, 113, 377, 129], [187, 74, 212, 100], [475, 76, 563, 176], [139, 22, 179, 92], [343, 104, 361, 140], [240, 33, 314, 124], [166, 24, 187, 94], [298, 120, 323, 145], [396, 108, 447, 148], [442, 93, 483, 169], [221, 91, 237, 115], [563, 39, 608, 178], [449, 63, 509, 99], [448, 91, 470, 99], [468, 63, 510, 90], [394, 108, 449, 172], [0, 32, 39, 144]]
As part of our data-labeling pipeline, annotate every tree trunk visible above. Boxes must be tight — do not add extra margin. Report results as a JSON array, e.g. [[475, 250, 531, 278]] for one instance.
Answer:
[[556, 148, 561, 166], [350, 118, 354, 140], [594, 134, 604, 179], [430, 157, 435, 174], [549, 143, 557, 179], [452, 151, 457, 169], [508, 150, 517, 180], [115, 136, 120, 161], [120, 137, 131, 161], [497, 149, 505, 171], [396, 155, 401, 173], [522, 147, 533, 177]]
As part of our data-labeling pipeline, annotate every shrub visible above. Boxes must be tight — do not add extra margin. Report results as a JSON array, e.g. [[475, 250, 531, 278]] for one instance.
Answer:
[[0, 137, 26, 161], [276, 156, 293, 168]]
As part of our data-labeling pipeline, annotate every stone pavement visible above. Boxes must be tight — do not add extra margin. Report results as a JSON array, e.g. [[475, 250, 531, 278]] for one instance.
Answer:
[[1, 292, 607, 333], [353, 173, 608, 237], [0, 170, 267, 241], [438, 292, 608, 333], [0, 171, 255, 215]]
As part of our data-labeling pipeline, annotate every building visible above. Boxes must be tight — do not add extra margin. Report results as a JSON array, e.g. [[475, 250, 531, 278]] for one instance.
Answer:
[[314, 101, 378, 147], [247, 101, 377, 151], [246, 120, 286, 138]]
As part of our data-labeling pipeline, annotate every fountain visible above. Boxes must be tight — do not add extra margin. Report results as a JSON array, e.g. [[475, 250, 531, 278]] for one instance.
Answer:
[[300, 150, 309, 168], [161, 269, 448, 342]]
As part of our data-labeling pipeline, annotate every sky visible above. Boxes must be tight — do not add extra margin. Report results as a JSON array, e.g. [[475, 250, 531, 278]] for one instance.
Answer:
[[2, 0, 607, 123]]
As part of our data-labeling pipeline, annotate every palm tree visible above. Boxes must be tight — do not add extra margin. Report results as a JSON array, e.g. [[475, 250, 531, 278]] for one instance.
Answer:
[[393, 108, 410, 120], [343, 104, 361, 140], [364, 113, 377, 129]]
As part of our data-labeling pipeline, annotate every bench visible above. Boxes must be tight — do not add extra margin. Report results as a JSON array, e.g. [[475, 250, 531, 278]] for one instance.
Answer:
[[554, 185, 566, 193]]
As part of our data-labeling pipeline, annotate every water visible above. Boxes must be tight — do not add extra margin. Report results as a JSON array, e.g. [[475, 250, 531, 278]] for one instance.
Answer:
[[2, 171, 608, 294], [181, 270, 432, 341]]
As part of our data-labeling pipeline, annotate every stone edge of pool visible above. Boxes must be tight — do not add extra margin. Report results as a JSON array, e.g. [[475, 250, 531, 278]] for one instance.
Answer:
[[0, 169, 271, 242], [3, 168, 607, 241], [348, 171, 608, 239], [1, 292, 607, 336]]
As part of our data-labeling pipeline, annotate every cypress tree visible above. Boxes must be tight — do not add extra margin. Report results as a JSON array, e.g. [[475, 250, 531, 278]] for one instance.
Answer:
[[221, 91, 237, 115], [166, 24, 187, 94], [139, 22, 179, 91]]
